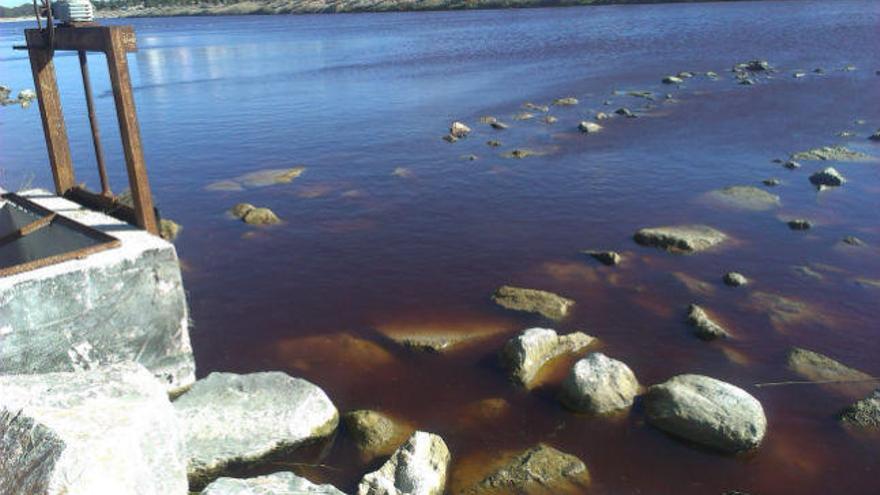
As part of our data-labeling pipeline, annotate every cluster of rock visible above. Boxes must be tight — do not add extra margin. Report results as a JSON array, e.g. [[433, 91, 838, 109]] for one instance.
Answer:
[[0, 85, 36, 108], [230, 202, 281, 225]]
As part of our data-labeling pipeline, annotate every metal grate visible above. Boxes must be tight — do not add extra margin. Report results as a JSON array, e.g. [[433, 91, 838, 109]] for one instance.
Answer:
[[0, 193, 120, 277]]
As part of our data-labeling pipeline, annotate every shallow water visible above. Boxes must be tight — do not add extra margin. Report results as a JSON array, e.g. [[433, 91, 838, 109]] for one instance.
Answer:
[[2, 1, 880, 493]]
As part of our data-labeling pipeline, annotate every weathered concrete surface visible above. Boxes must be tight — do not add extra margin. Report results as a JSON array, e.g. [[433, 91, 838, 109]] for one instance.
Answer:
[[0, 189, 195, 395], [201, 472, 346, 495], [358, 431, 450, 495], [174, 372, 339, 489], [0, 363, 188, 495], [501, 328, 595, 388], [644, 374, 767, 453]]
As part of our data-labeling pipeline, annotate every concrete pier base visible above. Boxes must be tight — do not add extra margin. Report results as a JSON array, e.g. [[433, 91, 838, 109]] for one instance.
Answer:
[[0, 189, 195, 394]]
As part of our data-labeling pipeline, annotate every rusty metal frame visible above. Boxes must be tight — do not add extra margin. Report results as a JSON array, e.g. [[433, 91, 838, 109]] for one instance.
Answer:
[[0, 192, 121, 277], [23, 24, 158, 235]]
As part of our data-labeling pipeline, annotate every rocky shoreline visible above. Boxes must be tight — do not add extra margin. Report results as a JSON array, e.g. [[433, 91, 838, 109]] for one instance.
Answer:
[[86, 0, 753, 19]]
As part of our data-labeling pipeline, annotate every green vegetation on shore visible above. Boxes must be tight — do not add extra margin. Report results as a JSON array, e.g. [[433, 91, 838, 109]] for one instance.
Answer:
[[1, 0, 748, 19]]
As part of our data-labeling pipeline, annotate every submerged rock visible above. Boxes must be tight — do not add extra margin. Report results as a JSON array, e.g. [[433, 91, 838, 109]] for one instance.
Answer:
[[460, 444, 589, 494], [595, 112, 610, 120], [513, 112, 535, 121], [450, 121, 471, 138], [615, 107, 636, 118], [504, 149, 538, 159], [492, 285, 575, 321], [583, 249, 622, 266], [839, 390, 880, 429], [662, 75, 684, 84], [501, 327, 595, 387], [809, 167, 846, 187], [207, 167, 305, 191], [787, 219, 812, 231], [787, 347, 872, 384], [490, 121, 509, 130], [561, 353, 639, 414], [687, 304, 730, 340], [723, 272, 748, 287], [870, 129, 880, 141], [749, 291, 811, 328], [634, 225, 727, 253], [791, 145, 873, 161], [841, 235, 866, 247], [762, 178, 780, 186], [542, 115, 558, 124], [578, 121, 602, 133], [344, 410, 413, 464], [0, 363, 187, 495], [174, 372, 339, 488], [201, 472, 346, 495], [358, 431, 450, 495], [486, 140, 502, 147], [523, 102, 549, 112], [706, 185, 781, 211], [783, 160, 801, 169], [553, 97, 579, 106], [792, 265, 823, 281], [644, 374, 767, 453]]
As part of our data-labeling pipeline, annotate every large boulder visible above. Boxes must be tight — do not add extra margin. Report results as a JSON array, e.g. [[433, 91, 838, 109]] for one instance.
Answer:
[[201, 472, 346, 495], [0, 363, 187, 494], [174, 372, 339, 488], [634, 225, 727, 253], [561, 353, 639, 414], [491, 285, 574, 321], [705, 186, 780, 211], [501, 328, 595, 387], [687, 304, 731, 340], [358, 431, 450, 495], [344, 409, 413, 463], [839, 390, 880, 429], [643, 374, 767, 453], [459, 444, 589, 494]]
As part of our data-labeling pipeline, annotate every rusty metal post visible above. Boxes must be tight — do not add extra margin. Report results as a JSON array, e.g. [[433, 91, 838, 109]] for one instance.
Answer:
[[103, 27, 158, 235], [77, 49, 111, 196], [27, 45, 75, 194]]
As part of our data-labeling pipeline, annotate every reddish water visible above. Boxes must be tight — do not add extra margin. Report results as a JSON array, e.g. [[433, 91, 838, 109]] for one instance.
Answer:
[[2, 1, 880, 493]]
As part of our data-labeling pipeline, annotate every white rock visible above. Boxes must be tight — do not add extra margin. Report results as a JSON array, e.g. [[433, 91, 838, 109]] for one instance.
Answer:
[[450, 122, 471, 138], [561, 353, 639, 414], [358, 431, 450, 495], [201, 471, 346, 495], [578, 121, 602, 133], [501, 328, 595, 387], [174, 372, 339, 488], [0, 363, 187, 495], [644, 374, 767, 452]]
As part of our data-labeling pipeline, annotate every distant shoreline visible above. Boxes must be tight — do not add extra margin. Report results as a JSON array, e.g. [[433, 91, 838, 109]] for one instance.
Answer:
[[1, 0, 759, 21]]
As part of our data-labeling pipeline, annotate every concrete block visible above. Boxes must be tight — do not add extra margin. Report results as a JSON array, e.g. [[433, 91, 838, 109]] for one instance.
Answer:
[[0, 189, 195, 394]]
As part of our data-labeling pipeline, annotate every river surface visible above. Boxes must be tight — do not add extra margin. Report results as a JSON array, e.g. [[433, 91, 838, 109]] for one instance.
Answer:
[[2, 1, 880, 493]]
